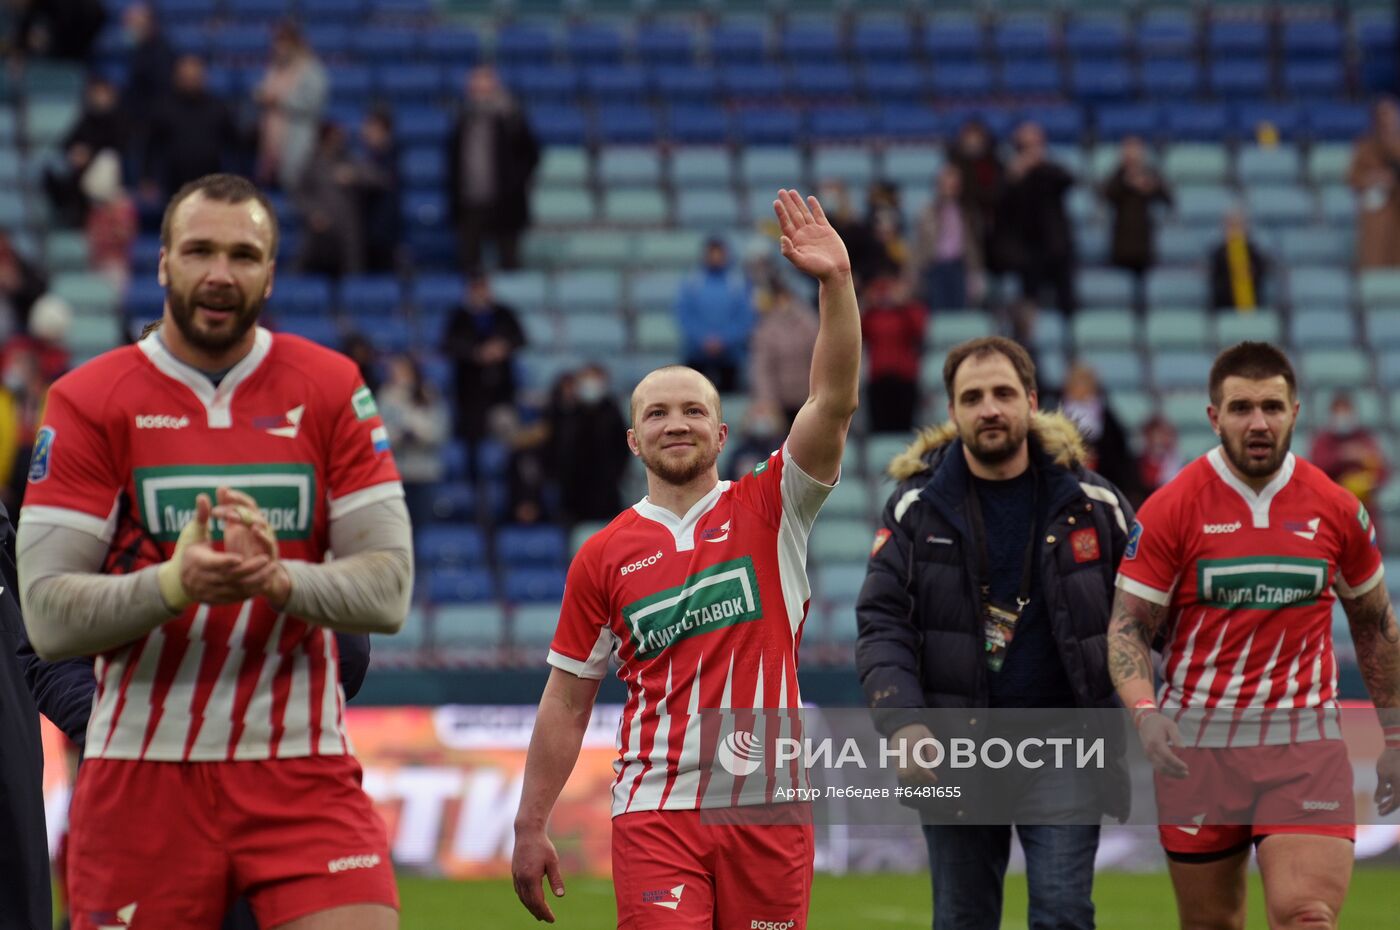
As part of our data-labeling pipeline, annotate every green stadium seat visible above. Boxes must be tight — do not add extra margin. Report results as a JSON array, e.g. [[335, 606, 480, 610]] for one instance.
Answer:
[[1176, 185, 1236, 224], [676, 188, 740, 227], [51, 272, 117, 315], [1366, 309, 1400, 348], [811, 146, 876, 187], [1292, 308, 1357, 348], [597, 146, 663, 186], [1072, 308, 1138, 348], [634, 312, 681, 352], [635, 230, 706, 269], [1279, 228, 1352, 265], [628, 270, 684, 311], [1160, 392, 1210, 432], [1289, 267, 1353, 308], [1215, 310, 1281, 345], [1109, 389, 1154, 432], [739, 148, 806, 189], [881, 145, 943, 186], [490, 270, 549, 313], [1163, 144, 1229, 185], [602, 188, 669, 225], [718, 393, 748, 432], [1246, 185, 1314, 226], [1078, 270, 1135, 309], [1146, 269, 1207, 307], [864, 434, 914, 479], [432, 604, 506, 648], [23, 100, 79, 146], [810, 518, 879, 563], [1317, 185, 1355, 224], [1299, 348, 1371, 389], [821, 477, 872, 521], [375, 606, 426, 651], [1304, 387, 1383, 430], [1307, 144, 1352, 185], [1145, 308, 1210, 349], [1087, 143, 1124, 184], [66, 313, 122, 360], [560, 312, 627, 352], [1237, 146, 1301, 185], [0, 147, 19, 184], [1178, 429, 1219, 460], [1152, 351, 1212, 391], [927, 310, 993, 349], [1029, 310, 1067, 351], [535, 187, 596, 225], [559, 231, 636, 269], [814, 563, 869, 602], [1077, 349, 1143, 391], [1376, 351, 1400, 389], [553, 269, 623, 312], [537, 147, 590, 187], [511, 604, 562, 650], [45, 230, 89, 271], [1157, 225, 1209, 266], [670, 147, 734, 187], [0, 191, 23, 227], [1361, 270, 1400, 309]]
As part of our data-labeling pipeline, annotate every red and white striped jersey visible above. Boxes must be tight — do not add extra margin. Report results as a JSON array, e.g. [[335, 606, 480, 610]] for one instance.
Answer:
[[1116, 447, 1382, 718], [549, 444, 833, 816], [21, 327, 402, 762]]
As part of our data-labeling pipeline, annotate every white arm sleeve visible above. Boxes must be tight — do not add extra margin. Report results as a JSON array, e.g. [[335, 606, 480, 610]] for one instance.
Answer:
[[17, 523, 176, 660], [280, 497, 414, 634]]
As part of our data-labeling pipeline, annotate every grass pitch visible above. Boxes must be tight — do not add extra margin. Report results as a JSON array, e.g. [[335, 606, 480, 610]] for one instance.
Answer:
[[399, 869, 1396, 928]]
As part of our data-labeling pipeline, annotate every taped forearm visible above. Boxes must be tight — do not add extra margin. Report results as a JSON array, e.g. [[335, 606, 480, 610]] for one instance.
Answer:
[[17, 523, 176, 661], [280, 497, 413, 634]]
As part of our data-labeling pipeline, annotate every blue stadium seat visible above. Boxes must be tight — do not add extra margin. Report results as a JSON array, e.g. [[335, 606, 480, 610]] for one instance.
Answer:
[[1210, 61, 1271, 99], [860, 65, 926, 101], [432, 604, 505, 649], [413, 273, 465, 315], [1165, 103, 1230, 141], [304, 24, 351, 58], [340, 274, 402, 316], [635, 26, 696, 66], [401, 189, 447, 229], [665, 106, 729, 145], [1234, 103, 1304, 140], [790, 64, 856, 100], [529, 105, 589, 146], [503, 567, 567, 603], [565, 23, 625, 64], [328, 64, 372, 102], [1307, 103, 1368, 142], [429, 567, 496, 604], [553, 269, 623, 312], [923, 18, 984, 58], [207, 25, 270, 60], [301, 0, 368, 21], [780, 24, 842, 60], [1001, 61, 1062, 96], [400, 146, 445, 187], [496, 24, 557, 64], [488, 270, 549, 314], [994, 17, 1056, 57], [709, 23, 766, 63], [1140, 59, 1200, 99], [653, 66, 719, 104], [878, 106, 942, 140], [853, 21, 914, 61], [271, 314, 339, 347], [350, 28, 418, 62], [931, 63, 994, 98], [507, 66, 581, 105], [421, 29, 480, 67], [1208, 20, 1269, 57], [1281, 19, 1342, 59], [1284, 62, 1343, 96], [274, 276, 334, 315], [396, 107, 450, 145], [720, 65, 787, 101], [497, 525, 567, 565], [809, 108, 874, 142], [1096, 104, 1161, 140], [417, 524, 487, 567], [1137, 14, 1195, 57], [583, 66, 649, 105], [734, 109, 803, 146], [1070, 60, 1134, 102], [595, 106, 661, 144], [1066, 17, 1130, 56]]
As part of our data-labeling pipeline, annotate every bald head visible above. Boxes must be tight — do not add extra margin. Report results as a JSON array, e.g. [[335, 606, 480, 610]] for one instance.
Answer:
[[630, 366, 722, 428]]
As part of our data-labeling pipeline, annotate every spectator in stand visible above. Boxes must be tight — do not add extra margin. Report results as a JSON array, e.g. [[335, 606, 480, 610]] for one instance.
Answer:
[[446, 65, 540, 273], [341, 331, 380, 396], [866, 181, 910, 281], [0, 231, 48, 335], [1056, 362, 1139, 501], [0, 344, 53, 511], [376, 353, 449, 531], [726, 398, 786, 481], [996, 121, 1076, 316], [442, 275, 527, 458], [1349, 97, 1400, 269], [1209, 208, 1270, 311], [749, 280, 819, 427], [1103, 136, 1173, 314], [503, 375, 568, 525], [143, 54, 240, 202], [118, 2, 174, 171], [348, 110, 402, 273], [12, 0, 106, 62], [1311, 391, 1390, 546], [253, 21, 328, 191], [2, 294, 71, 384], [675, 237, 755, 394], [80, 149, 137, 292], [912, 164, 983, 310], [293, 123, 362, 278], [1135, 415, 1182, 506], [947, 118, 1004, 279], [861, 276, 928, 435], [43, 75, 126, 227], [816, 179, 881, 289], [553, 363, 630, 527]]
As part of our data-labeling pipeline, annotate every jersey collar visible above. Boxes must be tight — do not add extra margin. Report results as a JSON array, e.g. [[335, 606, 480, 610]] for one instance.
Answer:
[[138, 326, 273, 428], [632, 480, 730, 552], [1207, 445, 1295, 529]]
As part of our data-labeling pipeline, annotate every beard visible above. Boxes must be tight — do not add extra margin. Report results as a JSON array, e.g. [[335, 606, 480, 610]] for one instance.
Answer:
[[167, 281, 264, 354], [1221, 424, 1294, 480], [960, 414, 1031, 466], [640, 440, 720, 487]]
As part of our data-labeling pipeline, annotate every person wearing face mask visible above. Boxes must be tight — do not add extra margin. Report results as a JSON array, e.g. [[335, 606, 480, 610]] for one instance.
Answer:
[[446, 65, 540, 273], [1310, 391, 1390, 547], [552, 363, 630, 526]]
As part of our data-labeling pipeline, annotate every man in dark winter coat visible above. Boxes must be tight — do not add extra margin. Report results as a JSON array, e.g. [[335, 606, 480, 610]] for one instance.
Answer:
[[856, 336, 1132, 930], [445, 66, 540, 273]]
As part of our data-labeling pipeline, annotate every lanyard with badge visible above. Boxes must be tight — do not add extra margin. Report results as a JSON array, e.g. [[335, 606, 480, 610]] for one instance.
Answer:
[[966, 469, 1037, 673]]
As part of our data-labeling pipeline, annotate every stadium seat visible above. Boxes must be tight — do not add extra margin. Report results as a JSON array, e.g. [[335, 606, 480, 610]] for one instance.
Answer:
[[432, 604, 505, 649], [739, 148, 805, 190], [510, 604, 561, 649], [1070, 60, 1134, 103], [428, 567, 496, 604], [557, 230, 634, 269], [709, 22, 767, 63], [809, 518, 879, 564], [1095, 104, 1161, 140], [553, 269, 623, 313], [417, 524, 487, 568], [853, 19, 915, 61], [1279, 228, 1352, 265], [1247, 185, 1314, 226], [1151, 351, 1212, 391], [496, 525, 567, 565], [811, 147, 875, 188], [535, 188, 596, 226], [1165, 103, 1231, 141], [1078, 270, 1136, 309], [790, 64, 857, 100], [635, 231, 707, 271], [496, 24, 557, 64], [1072, 308, 1139, 349], [634, 312, 680, 353], [1300, 349, 1370, 389], [1378, 350, 1400, 389], [1285, 62, 1344, 96], [1292, 308, 1359, 348], [1309, 103, 1369, 142], [665, 105, 729, 145], [1282, 18, 1342, 59], [566, 24, 625, 65], [597, 147, 662, 187], [1317, 185, 1355, 224], [1145, 308, 1210, 349], [1215, 310, 1282, 346], [1138, 13, 1195, 57], [503, 567, 567, 603], [1077, 350, 1143, 391], [1001, 61, 1063, 96], [859, 65, 926, 102], [1307, 144, 1354, 185], [815, 563, 869, 604], [927, 311, 993, 350], [670, 147, 732, 187], [601, 188, 669, 225], [1140, 59, 1201, 99], [537, 147, 590, 189], [560, 313, 626, 353], [931, 63, 994, 98], [1361, 271, 1400, 309], [629, 271, 685, 312], [923, 17, 984, 59], [1066, 16, 1131, 56], [1147, 269, 1207, 308], [1289, 267, 1353, 308], [676, 189, 740, 227], [1175, 185, 1237, 224], [733, 109, 803, 147], [820, 478, 871, 521], [882, 146, 943, 187], [1237, 146, 1301, 184], [635, 26, 696, 67], [1366, 309, 1400, 348]]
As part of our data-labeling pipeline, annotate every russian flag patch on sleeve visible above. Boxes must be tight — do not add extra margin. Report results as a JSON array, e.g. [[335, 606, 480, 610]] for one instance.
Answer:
[[370, 425, 391, 454]]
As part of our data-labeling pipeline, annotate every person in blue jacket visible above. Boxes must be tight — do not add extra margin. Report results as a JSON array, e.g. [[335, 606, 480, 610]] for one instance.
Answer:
[[673, 236, 756, 394]]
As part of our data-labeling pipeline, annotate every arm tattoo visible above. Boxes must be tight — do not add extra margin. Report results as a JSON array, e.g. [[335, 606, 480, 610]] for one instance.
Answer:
[[1107, 592, 1168, 690], [1343, 585, 1400, 714]]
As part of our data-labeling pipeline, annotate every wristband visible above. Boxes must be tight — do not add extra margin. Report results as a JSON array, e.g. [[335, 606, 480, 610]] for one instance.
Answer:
[[1384, 725, 1400, 750], [1131, 699, 1159, 730]]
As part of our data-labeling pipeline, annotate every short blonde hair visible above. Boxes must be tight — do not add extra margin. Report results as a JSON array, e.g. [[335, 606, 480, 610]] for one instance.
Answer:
[[629, 366, 723, 428]]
